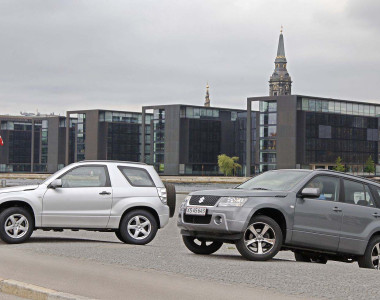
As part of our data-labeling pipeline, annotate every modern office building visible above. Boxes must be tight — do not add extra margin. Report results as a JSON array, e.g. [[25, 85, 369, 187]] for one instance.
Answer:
[[246, 95, 380, 176], [0, 115, 70, 173], [141, 104, 256, 176], [65, 109, 152, 164]]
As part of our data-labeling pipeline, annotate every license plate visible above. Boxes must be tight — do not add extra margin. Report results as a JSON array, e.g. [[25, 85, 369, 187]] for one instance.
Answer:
[[186, 206, 207, 216]]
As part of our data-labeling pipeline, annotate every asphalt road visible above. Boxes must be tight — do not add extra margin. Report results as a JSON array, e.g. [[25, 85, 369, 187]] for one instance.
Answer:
[[0, 293, 23, 300], [0, 194, 379, 300]]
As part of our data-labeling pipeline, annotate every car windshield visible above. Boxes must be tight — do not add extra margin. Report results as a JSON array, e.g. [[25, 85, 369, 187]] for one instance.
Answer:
[[236, 171, 307, 191]]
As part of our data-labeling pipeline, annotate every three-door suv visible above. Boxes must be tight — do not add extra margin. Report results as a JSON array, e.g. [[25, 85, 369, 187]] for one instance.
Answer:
[[0, 161, 175, 245], [178, 169, 380, 269]]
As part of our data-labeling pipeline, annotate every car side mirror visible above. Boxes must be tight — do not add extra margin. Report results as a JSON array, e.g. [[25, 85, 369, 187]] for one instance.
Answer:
[[300, 188, 320, 198], [50, 179, 62, 189]]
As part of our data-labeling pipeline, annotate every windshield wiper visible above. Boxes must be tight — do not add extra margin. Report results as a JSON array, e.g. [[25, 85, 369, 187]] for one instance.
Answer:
[[251, 187, 271, 191]]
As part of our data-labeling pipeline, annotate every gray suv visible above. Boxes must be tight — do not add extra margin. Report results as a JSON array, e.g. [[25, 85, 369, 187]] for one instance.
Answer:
[[178, 169, 380, 269], [0, 161, 176, 245]]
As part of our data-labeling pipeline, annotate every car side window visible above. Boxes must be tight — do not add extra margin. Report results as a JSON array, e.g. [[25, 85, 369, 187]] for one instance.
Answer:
[[118, 166, 155, 187], [60, 166, 109, 188], [343, 179, 375, 207], [304, 176, 340, 201]]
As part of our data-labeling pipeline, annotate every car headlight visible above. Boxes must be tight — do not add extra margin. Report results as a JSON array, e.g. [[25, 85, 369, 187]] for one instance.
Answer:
[[218, 196, 248, 207], [180, 195, 191, 210]]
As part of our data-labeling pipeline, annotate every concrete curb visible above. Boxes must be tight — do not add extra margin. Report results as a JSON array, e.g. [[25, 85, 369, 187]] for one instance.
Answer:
[[0, 277, 94, 300]]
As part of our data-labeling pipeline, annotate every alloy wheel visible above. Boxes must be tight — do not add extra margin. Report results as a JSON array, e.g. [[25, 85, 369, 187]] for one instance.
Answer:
[[127, 215, 151, 240], [243, 222, 276, 255], [371, 242, 380, 270], [4, 214, 29, 239]]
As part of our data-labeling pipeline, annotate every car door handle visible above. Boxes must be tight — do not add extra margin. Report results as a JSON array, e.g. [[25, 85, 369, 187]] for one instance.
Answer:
[[373, 213, 380, 218], [99, 191, 111, 195], [333, 207, 342, 212]]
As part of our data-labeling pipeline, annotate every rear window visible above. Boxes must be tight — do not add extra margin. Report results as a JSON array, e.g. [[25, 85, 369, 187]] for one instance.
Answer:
[[118, 166, 155, 187]]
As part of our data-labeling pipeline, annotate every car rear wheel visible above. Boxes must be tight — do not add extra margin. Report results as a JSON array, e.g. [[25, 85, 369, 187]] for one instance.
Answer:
[[182, 236, 223, 255], [119, 209, 158, 245], [294, 251, 328, 264], [236, 215, 282, 261], [0, 207, 34, 244], [358, 236, 380, 269]]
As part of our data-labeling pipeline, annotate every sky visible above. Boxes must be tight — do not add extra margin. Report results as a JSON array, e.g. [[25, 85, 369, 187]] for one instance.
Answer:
[[0, 0, 379, 115]]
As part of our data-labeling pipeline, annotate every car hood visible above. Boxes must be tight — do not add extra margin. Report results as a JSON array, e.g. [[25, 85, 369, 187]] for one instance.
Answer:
[[0, 185, 40, 194], [190, 189, 288, 198]]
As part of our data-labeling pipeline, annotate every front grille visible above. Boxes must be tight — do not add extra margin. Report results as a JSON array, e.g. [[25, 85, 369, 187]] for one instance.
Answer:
[[189, 195, 220, 206], [184, 214, 212, 224]]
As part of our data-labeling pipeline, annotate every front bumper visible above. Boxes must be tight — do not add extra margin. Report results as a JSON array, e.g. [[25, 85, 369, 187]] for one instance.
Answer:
[[177, 205, 252, 237]]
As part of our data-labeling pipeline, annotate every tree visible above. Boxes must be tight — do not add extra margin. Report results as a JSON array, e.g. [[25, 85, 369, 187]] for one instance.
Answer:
[[334, 156, 345, 172], [218, 154, 241, 176], [364, 155, 375, 175]]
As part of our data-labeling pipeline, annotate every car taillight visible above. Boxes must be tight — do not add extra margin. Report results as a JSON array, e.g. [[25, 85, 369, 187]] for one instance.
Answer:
[[157, 187, 167, 204]]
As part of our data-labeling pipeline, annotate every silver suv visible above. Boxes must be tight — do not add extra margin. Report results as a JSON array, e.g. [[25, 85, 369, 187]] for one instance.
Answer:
[[178, 169, 380, 269], [0, 161, 175, 245]]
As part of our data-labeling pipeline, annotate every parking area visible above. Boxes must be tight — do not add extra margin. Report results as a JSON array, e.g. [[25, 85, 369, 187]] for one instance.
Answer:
[[0, 194, 379, 300]]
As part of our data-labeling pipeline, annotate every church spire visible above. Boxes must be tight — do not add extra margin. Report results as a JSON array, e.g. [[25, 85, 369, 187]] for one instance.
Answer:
[[269, 27, 292, 96], [276, 27, 286, 59], [204, 83, 210, 107]]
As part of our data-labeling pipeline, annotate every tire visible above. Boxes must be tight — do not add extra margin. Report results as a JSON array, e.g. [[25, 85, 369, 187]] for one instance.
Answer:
[[236, 215, 283, 261], [182, 236, 223, 255], [0, 207, 34, 244], [164, 183, 176, 217], [119, 209, 158, 245], [358, 236, 380, 269], [294, 251, 327, 264]]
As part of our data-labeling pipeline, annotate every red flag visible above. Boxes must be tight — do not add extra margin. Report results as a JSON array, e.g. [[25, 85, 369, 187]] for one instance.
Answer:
[[0, 136, 3, 146]]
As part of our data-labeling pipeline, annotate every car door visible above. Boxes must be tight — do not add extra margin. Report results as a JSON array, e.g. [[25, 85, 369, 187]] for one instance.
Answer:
[[42, 164, 113, 228], [292, 175, 342, 251], [337, 180, 380, 255]]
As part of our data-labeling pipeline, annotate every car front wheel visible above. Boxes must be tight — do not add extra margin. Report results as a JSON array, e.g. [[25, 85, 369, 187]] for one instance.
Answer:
[[0, 207, 34, 244], [119, 209, 158, 245], [182, 236, 223, 255], [236, 215, 282, 261], [358, 236, 380, 269]]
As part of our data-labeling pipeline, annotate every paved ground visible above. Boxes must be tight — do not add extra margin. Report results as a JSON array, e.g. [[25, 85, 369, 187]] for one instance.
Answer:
[[0, 194, 379, 300], [0, 293, 23, 300]]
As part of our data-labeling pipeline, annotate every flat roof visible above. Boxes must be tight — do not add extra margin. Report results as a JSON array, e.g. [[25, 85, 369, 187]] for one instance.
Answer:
[[247, 94, 380, 106], [142, 103, 248, 112]]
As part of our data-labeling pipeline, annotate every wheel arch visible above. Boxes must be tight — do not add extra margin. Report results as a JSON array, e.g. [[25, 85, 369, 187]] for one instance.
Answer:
[[0, 200, 36, 225], [119, 206, 161, 229], [252, 208, 287, 242]]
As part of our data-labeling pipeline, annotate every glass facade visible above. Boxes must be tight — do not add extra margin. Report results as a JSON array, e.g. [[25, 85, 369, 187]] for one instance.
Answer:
[[98, 111, 151, 163], [41, 120, 48, 164], [299, 98, 380, 117], [0, 118, 50, 173], [259, 101, 277, 172], [180, 107, 220, 119], [152, 109, 165, 173], [304, 112, 378, 173], [235, 111, 256, 175]]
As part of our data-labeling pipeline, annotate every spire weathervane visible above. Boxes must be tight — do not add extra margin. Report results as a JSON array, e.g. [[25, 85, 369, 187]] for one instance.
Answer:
[[280, 25, 283, 33]]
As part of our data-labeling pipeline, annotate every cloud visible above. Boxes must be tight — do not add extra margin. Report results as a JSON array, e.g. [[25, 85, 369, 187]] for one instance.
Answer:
[[0, 0, 378, 115]]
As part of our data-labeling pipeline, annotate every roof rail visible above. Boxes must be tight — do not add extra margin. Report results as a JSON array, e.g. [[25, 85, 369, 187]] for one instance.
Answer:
[[313, 169, 379, 184], [79, 160, 147, 165]]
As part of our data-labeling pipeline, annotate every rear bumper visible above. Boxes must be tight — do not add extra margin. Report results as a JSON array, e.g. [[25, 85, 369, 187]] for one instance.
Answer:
[[158, 205, 170, 228]]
